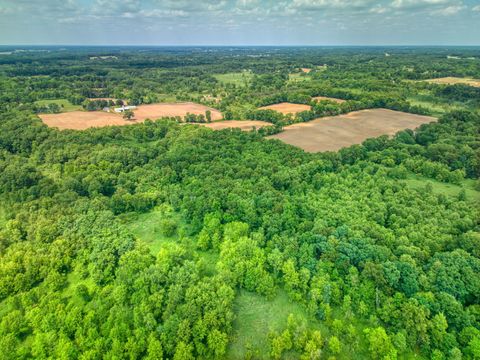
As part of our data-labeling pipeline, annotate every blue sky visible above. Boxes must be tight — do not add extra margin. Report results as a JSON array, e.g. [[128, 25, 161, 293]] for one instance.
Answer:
[[0, 0, 479, 45]]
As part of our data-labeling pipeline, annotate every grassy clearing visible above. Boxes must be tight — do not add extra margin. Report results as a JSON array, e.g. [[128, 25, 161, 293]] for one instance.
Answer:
[[34, 98, 82, 112], [288, 73, 312, 83], [403, 174, 480, 202], [157, 93, 177, 102], [407, 93, 465, 117], [125, 206, 183, 255], [214, 71, 253, 86], [227, 290, 321, 360]]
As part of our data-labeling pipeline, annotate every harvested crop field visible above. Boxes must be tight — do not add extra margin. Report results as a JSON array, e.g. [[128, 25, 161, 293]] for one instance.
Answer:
[[423, 77, 480, 87], [269, 109, 436, 152], [39, 102, 222, 130], [193, 120, 271, 131], [259, 102, 311, 115], [40, 111, 131, 130], [133, 102, 222, 122], [301, 68, 312, 73], [312, 96, 346, 103]]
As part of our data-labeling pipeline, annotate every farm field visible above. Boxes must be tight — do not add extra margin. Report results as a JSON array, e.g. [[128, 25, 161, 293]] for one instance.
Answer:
[[312, 96, 346, 103], [193, 120, 271, 131], [39, 102, 222, 130], [423, 76, 480, 87], [39, 111, 130, 130], [269, 109, 436, 152], [259, 102, 311, 115], [132, 102, 222, 122]]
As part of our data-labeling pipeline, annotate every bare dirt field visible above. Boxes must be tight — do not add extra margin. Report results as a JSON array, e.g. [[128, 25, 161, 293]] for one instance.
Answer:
[[259, 102, 312, 115], [268, 109, 436, 152], [133, 102, 222, 122], [39, 102, 222, 130], [423, 77, 480, 88], [301, 68, 312, 73], [193, 120, 271, 131], [40, 111, 130, 130], [312, 96, 346, 104]]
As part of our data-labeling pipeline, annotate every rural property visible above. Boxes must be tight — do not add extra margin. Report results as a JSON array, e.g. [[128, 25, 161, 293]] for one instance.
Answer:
[[39, 102, 222, 130]]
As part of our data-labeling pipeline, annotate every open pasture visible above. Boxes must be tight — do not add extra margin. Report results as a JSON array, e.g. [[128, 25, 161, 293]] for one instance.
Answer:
[[269, 109, 436, 152], [39, 102, 222, 130], [423, 77, 480, 87], [193, 120, 271, 131], [312, 96, 346, 103], [259, 102, 311, 115]]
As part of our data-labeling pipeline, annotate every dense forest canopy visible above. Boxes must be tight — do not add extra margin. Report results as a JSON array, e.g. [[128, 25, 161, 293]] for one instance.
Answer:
[[0, 46, 479, 360]]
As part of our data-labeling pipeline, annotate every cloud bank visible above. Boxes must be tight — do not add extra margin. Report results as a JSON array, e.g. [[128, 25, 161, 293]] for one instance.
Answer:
[[0, 0, 478, 45]]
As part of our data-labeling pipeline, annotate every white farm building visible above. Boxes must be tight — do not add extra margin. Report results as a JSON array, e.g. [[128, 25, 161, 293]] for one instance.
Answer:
[[114, 105, 137, 113]]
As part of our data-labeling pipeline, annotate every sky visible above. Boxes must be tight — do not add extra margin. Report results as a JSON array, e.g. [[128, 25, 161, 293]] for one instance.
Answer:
[[0, 0, 479, 46]]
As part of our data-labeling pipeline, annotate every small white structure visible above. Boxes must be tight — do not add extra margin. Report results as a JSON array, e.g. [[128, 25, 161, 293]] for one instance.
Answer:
[[114, 105, 137, 113]]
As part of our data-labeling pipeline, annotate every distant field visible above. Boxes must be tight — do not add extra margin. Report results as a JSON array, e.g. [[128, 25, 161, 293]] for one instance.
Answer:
[[312, 96, 346, 104], [301, 68, 311, 73], [192, 120, 271, 131], [259, 102, 311, 115], [39, 102, 222, 130], [34, 99, 82, 112], [214, 71, 253, 86], [269, 109, 436, 152], [423, 77, 480, 87]]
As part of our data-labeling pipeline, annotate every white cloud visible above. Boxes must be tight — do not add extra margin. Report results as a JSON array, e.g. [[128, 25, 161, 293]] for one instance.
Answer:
[[432, 4, 465, 15], [473, 5, 480, 12], [291, 0, 376, 10], [392, 0, 451, 8]]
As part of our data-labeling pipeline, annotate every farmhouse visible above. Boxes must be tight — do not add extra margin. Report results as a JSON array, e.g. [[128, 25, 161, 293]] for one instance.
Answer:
[[114, 105, 137, 113]]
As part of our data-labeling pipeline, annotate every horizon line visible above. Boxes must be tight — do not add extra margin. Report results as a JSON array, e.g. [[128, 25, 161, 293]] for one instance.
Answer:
[[1, 44, 480, 48]]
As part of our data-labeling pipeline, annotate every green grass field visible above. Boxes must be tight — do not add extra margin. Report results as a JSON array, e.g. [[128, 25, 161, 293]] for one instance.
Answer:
[[124, 206, 182, 255], [34, 98, 82, 112], [227, 290, 321, 360], [404, 174, 480, 202], [214, 71, 253, 86], [407, 96, 464, 117], [288, 73, 312, 83]]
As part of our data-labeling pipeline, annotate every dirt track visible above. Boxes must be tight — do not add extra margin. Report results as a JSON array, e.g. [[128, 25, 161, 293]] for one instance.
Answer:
[[268, 109, 436, 152]]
